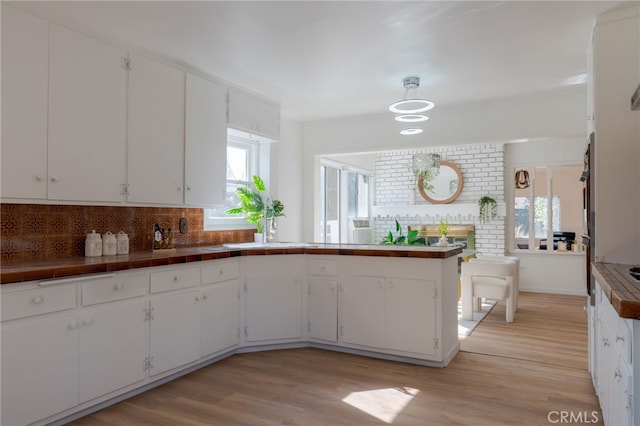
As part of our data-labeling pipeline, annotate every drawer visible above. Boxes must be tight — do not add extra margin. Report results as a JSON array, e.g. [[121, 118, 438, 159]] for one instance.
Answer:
[[202, 261, 239, 284], [2, 285, 76, 321], [150, 267, 200, 294], [308, 259, 337, 276], [82, 274, 147, 306]]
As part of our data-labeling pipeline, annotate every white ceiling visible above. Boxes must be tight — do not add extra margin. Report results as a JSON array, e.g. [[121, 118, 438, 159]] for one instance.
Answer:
[[10, 1, 631, 122]]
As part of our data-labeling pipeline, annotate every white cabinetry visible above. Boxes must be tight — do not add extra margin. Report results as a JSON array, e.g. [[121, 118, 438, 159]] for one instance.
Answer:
[[149, 266, 201, 375], [185, 73, 228, 206], [228, 87, 280, 140], [48, 24, 126, 202], [340, 275, 386, 348], [387, 277, 437, 355], [201, 260, 241, 355], [128, 53, 185, 205], [149, 262, 240, 375], [1, 312, 79, 426], [1, 4, 49, 199], [338, 257, 450, 361], [79, 274, 147, 403], [243, 256, 304, 343], [592, 281, 635, 425], [307, 258, 339, 342]]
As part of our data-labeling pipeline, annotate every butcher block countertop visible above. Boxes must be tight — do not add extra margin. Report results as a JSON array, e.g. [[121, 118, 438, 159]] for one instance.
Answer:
[[593, 262, 640, 319], [0, 242, 462, 285]]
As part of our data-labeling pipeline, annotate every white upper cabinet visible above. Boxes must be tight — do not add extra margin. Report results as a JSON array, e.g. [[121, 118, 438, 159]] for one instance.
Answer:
[[228, 87, 280, 140], [128, 54, 185, 205], [48, 24, 126, 202], [1, 5, 49, 199], [185, 73, 227, 206]]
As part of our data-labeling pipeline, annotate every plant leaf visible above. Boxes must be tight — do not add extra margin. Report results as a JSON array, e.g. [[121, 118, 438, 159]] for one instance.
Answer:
[[253, 175, 266, 193]]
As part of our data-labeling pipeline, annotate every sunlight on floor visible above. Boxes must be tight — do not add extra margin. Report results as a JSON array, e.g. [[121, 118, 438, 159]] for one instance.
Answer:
[[341, 387, 420, 423]]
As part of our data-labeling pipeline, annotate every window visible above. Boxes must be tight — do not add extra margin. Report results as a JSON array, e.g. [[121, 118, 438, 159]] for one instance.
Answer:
[[204, 134, 260, 230], [513, 165, 582, 251], [320, 163, 371, 243]]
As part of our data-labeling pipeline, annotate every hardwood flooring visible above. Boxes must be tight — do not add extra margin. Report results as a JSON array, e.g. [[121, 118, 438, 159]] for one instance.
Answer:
[[70, 292, 602, 426]]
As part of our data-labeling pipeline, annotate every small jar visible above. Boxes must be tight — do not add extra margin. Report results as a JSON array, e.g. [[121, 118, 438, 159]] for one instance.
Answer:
[[116, 231, 129, 255], [102, 231, 117, 256], [85, 230, 102, 257]]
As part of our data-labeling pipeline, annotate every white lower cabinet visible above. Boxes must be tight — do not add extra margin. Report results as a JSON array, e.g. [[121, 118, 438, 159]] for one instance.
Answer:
[[150, 289, 202, 375], [340, 275, 438, 356], [340, 276, 386, 348], [202, 280, 240, 355], [307, 277, 338, 342], [387, 277, 437, 356], [79, 299, 147, 403], [243, 256, 304, 343], [1, 313, 79, 426], [592, 280, 635, 425]]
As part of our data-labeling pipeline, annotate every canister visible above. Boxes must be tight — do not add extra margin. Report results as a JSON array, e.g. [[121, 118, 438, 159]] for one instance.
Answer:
[[116, 231, 129, 255], [85, 230, 103, 257], [102, 231, 117, 256]]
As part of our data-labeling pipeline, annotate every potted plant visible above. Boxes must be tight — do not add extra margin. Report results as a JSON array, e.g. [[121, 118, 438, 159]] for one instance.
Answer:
[[478, 195, 498, 224], [438, 218, 449, 246], [380, 220, 425, 246], [226, 175, 285, 242]]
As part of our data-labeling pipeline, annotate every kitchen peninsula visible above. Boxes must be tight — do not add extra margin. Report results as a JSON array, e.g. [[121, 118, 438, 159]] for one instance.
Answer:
[[1, 243, 461, 426]]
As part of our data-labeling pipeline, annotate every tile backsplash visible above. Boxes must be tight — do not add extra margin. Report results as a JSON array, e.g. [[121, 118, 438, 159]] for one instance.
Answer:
[[0, 204, 254, 263]]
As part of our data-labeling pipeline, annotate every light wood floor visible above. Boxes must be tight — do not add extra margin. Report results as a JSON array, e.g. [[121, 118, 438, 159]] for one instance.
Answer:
[[70, 292, 602, 426]]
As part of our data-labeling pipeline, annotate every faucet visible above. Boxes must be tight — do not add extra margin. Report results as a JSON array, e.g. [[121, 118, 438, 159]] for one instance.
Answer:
[[263, 197, 271, 243]]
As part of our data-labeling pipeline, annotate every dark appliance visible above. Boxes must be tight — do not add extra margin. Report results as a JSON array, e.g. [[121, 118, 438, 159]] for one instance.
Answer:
[[582, 133, 596, 305]]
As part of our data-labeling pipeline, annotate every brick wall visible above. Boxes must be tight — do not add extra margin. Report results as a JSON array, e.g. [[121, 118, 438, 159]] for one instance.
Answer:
[[374, 144, 505, 255]]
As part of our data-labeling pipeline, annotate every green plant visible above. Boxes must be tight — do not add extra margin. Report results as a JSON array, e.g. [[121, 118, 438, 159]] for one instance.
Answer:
[[226, 175, 285, 233], [478, 195, 498, 224], [419, 169, 437, 193], [380, 220, 426, 246], [438, 218, 449, 236]]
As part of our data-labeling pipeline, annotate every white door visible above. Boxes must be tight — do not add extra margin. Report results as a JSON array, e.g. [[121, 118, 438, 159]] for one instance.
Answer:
[[128, 53, 185, 204], [1, 315, 79, 426], [79, 299, 147, 403], [48, 24, 126, 202], [387, 277, 437, 355], [150, 290, 201, 375], [185, 73, 227, 206], [201, 281, 240, 356], [308, 277, 338, 342], [340, 276, 385, 348], [1, 5, 49, 199]]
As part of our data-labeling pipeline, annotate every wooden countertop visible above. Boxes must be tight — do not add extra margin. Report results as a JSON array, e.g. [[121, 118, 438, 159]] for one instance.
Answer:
[[593, 262, 640, 319], [0, 243, 462, 285]]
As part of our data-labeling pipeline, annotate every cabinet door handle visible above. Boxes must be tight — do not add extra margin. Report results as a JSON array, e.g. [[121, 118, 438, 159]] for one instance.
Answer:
[[195, 295, 202, 302], [173, 276, 180, 282], [35, 175, 45, 182], [83, 319, 94, 326], [614, 368, 622, 381], [68, 321, 79, 330], [616, 335, 625, 343], [114, 283, 124, 290], [32, 296, 44, 304]]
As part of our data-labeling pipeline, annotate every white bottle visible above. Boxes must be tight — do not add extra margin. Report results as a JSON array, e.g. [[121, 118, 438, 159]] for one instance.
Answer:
[[85, 230, 103, 257], [116, 231, 129, 255], [102, 231, 117, 256]]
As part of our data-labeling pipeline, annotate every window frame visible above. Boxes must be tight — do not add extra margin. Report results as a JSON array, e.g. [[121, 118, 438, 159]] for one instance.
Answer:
[[203, 133, 262, 231]]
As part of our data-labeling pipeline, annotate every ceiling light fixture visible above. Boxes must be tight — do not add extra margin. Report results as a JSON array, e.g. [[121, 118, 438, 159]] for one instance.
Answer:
[[400, 128, 423, 135], [395, 114, 429, 123], [389, 76, 434, 114]]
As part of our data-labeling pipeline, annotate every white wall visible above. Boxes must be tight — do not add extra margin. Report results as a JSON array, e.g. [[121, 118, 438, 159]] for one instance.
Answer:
[[271, 116, 303, 242]]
